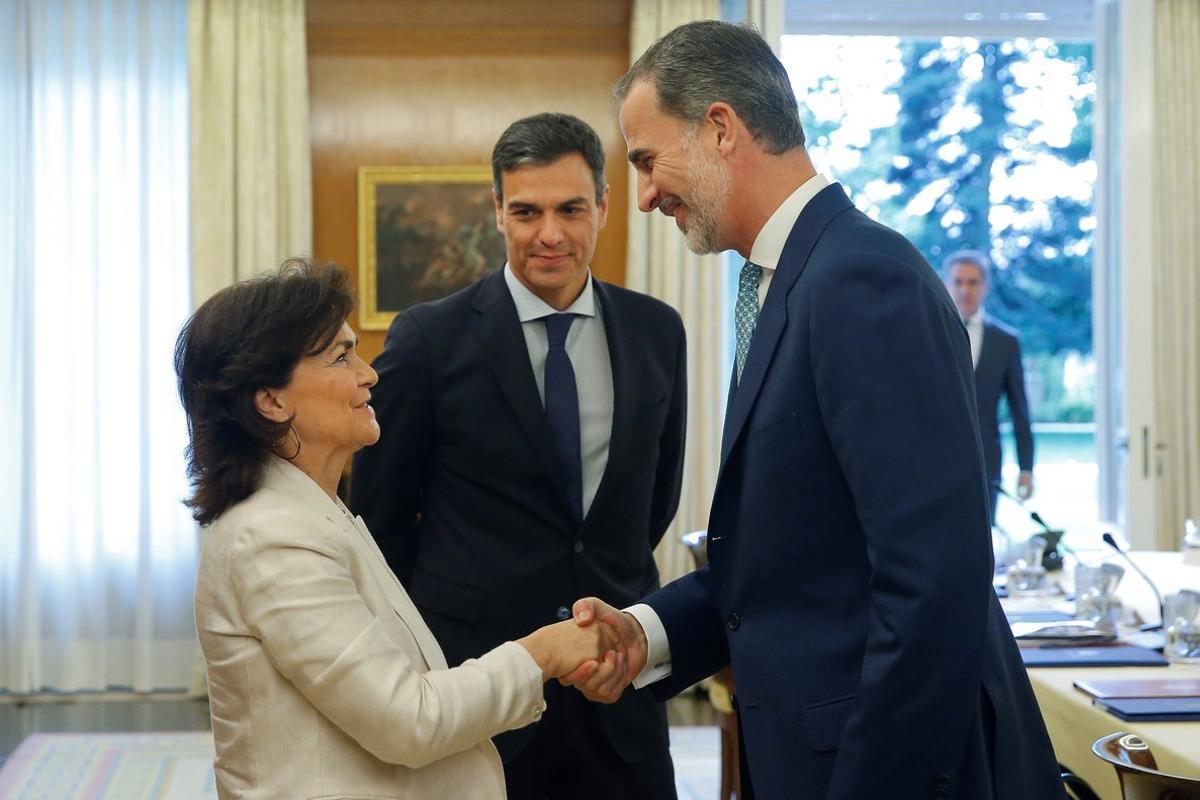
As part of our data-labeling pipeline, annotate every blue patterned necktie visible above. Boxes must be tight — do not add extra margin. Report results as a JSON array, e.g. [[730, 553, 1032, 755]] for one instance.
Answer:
[[734, 260, 763, 383], [542, 313, 583, 524]]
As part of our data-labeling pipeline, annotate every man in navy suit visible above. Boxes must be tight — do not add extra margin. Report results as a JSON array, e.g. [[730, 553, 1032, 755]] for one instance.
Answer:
[[565, 21, 1064, 800], [944, 250, 1035, 522], [351, 113, 684, 799]]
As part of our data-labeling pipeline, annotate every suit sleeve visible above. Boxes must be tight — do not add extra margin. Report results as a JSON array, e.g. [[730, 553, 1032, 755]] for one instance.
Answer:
[[647, 317, 687, 550], [349, 311, 434, 584], [229, 517, 544, 769], [1004, 335, 1035, 472], [809, 256, 994, 798], [643, 563, 731, 700]]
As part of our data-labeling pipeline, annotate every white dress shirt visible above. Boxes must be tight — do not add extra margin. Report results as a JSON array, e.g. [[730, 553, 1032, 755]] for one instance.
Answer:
[[626, 173, 833, 688], [965, 309, 984, 368], [503, 264, 614, 515]]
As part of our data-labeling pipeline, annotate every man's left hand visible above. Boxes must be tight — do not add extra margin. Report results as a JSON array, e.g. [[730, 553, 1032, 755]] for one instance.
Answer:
[[1017, 470, 1034, 500]]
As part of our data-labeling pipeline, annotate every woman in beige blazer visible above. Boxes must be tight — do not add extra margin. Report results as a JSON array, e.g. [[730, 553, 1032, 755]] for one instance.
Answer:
[[175, 260, 619, 799]]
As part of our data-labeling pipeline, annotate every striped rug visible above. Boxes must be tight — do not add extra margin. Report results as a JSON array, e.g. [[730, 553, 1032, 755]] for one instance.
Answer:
[[0, 726, 720, 799]]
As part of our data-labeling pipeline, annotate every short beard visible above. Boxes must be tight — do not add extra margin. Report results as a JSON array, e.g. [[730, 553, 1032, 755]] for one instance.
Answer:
[[678, 134, 731, 254]]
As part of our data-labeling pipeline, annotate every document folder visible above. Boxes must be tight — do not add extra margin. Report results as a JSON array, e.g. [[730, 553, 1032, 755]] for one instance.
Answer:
[[1020, 644, 1169, 668]]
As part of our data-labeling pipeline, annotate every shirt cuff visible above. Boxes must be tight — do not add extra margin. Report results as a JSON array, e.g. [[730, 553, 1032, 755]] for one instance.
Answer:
[[624, 603, 672, 689]]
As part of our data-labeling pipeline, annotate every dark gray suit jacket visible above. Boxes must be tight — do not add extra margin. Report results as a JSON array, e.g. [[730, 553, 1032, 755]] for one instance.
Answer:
[[350, 268, 686, 764], [975, 319, 1034, 482]]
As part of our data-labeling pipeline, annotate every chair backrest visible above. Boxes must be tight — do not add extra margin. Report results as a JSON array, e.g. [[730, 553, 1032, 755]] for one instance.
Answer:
[[680, 529, 708, 569], [1092, 733, 1200, 800]]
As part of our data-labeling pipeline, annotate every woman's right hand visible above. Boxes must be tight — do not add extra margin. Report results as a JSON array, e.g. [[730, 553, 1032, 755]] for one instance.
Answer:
[[517, 618, 621, 682]]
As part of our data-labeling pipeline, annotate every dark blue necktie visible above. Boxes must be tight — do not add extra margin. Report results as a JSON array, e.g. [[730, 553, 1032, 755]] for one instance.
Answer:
[[542, 313, 583, 525]]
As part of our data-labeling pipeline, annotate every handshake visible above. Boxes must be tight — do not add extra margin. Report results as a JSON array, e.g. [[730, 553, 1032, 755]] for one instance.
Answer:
[[516, 598, 647, 703]]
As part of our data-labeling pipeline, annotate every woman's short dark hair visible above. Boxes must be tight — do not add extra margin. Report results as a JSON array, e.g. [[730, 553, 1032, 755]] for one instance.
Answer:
[[174, 258, 353, 526]]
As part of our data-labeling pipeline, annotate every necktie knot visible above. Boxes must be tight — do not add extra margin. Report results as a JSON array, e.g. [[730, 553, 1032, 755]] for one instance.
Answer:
[[543, 313, 576, 349]]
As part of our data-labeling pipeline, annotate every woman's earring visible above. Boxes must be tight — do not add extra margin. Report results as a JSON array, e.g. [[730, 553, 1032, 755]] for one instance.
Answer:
[[273, 424, 301, 460]]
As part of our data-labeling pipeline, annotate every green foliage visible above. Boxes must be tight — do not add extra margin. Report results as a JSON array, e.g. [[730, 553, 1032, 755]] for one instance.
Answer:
[[793, 36, 1096, 421]]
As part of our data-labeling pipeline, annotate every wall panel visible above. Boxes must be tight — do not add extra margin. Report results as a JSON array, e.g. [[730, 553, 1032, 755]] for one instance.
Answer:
[[308, 0, 632, 361]]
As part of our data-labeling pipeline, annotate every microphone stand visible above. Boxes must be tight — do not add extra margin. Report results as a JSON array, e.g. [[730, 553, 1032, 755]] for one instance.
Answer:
[[993, 481, 1065, 571], [1102, 532, 1165, 632]]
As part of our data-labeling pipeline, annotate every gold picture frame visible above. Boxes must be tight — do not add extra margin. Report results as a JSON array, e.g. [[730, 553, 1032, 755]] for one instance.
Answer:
[[357, 166, 507, 330]]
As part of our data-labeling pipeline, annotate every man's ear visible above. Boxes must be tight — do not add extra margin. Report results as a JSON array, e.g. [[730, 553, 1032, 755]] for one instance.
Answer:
[[705, 101, 741, 156], [596, 184, 610, 228], [255, 387, 291, 424], [494, 190, 505, 233]]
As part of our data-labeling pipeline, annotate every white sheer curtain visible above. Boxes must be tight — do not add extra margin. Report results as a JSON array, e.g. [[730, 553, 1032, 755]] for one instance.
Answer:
[[1152, 0, 1200, 550], [0, 0, 198, 693], [627, 0, 725, 585]]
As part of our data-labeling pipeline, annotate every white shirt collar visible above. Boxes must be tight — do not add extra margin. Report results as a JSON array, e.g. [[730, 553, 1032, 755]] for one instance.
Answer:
[[747, 173, 831, 271], [503, 263, 597, 322], [965, 309, 985, 326]]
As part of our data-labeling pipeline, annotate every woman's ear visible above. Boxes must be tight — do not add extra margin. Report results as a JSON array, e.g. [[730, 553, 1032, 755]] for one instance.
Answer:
[[254, 387, 290, 424]]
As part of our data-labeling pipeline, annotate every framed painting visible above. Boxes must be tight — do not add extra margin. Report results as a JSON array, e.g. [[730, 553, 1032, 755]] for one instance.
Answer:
[[357, 166, 507, 330]]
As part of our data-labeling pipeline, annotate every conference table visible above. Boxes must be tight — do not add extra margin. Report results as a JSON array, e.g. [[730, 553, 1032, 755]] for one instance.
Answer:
[[1007, 549, 1200, 799]]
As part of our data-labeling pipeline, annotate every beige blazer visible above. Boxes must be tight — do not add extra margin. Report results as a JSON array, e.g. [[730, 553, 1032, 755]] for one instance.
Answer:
[[195, 456, 545, 799]]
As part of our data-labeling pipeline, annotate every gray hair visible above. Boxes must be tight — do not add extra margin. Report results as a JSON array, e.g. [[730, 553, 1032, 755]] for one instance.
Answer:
[[491, 112, 606, 203], [614, 20, 805, 154], [942, 249, 992, 283]]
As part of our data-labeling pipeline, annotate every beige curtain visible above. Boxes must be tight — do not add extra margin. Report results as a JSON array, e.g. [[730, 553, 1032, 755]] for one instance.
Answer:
[[188, 0, 312, 307], [1152, 0, 1200, 550], [185, 0, 312, 697], [627, 0, 724, 584]]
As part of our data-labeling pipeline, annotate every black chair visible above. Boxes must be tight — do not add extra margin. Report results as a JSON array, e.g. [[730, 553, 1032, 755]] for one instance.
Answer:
[[1062, 763, 1103, 800]]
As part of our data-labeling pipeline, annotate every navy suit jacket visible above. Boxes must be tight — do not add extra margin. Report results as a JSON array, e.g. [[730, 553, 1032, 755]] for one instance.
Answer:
[[350, 269, 686, 763], [642, 185, 1062, 799], [975, 319, 1034, 482]]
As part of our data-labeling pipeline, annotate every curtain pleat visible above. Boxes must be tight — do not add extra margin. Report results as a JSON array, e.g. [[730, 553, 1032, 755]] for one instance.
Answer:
[[626, 0, 725, 585], [1152, 0, 1200, 550], [188, 0, 312, 306]]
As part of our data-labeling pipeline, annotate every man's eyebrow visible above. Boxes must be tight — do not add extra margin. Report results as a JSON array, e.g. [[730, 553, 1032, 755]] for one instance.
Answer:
[[627, 148, 648, 167], [506, 200, 539, 211], [558, 196, 588, 207]]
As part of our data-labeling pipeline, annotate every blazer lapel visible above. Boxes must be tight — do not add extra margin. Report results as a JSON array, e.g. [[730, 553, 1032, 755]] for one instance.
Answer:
[[719, 183, 856, 469], [468, 270, 577, 523], [343, 513, 449, 670], [584, 280, 634, 524], [976, 322, 996, 374], [261, 458, 449, 670]]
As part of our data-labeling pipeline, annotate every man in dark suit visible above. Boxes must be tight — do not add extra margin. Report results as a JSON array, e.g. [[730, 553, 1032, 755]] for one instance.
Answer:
[[350, 113, 684, 800], [944, 250, 1035, 522], [565, 22, 1064, 800]]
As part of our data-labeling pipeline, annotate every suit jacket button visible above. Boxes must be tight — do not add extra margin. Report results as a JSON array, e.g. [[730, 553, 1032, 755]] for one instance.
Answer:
[[726, 612, 740, 630], [556, 606, 571, 620], [573, 540, 584, 554]]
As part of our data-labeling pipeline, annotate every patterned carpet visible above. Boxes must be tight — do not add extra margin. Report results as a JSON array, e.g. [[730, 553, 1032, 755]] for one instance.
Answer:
[[0, 726, 720, 799]]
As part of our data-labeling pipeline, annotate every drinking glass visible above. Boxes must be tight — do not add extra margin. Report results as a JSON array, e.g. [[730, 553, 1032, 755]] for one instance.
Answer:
[[1006, 536, 1048, 597], [1073, 563, 1124, 630], [1164, 590, 1200, 664]]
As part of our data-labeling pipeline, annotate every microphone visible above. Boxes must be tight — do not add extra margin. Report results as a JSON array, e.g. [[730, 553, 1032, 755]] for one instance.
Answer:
[[993, 480, 1054, 532], [1102, 532, 1164, 631], [993, 479, 1060, 534], [1029, 511, 1053, 533]]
